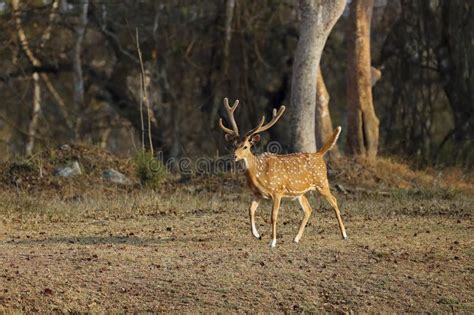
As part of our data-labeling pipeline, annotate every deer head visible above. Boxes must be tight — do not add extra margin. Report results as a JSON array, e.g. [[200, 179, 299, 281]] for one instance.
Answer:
[[219, 98, 286, 162]]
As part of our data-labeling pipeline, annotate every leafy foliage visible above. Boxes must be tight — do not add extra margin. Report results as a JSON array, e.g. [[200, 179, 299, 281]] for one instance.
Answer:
[[133, 151, 168, 188]]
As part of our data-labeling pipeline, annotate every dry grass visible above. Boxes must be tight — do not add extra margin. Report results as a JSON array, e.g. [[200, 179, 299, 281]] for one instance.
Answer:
[[329, 156, 474, 194], [0, 186, 472, 313], [0, 144, 137, 193], [0, 146, 473, 313]]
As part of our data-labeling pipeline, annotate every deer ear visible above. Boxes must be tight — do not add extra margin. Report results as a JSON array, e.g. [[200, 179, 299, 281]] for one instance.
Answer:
[[250, 134, 261, 144], [224, 134, 236, 142]]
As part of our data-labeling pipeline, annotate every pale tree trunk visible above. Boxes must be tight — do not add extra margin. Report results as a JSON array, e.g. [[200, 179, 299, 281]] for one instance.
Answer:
[[25, 72, 41, 155], [40, 0, 71, 128], [100, 127, 112, 149], [40, 0, 59, 49], [315, 66, 340, 158], [12, 0, 70, 135], [11, 0, 40, 68], [73, 0, 89, 138], [346, 0, 380, 160], [209, 0, 236, 127], [12, 0, 43, 155], [152, 12, 180, 158], [289, 0, 346, 153], [223, 0, 236, 76]]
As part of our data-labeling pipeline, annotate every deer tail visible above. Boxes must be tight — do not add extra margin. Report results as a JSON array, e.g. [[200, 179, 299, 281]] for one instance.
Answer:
[[318, 126, 342, 155]]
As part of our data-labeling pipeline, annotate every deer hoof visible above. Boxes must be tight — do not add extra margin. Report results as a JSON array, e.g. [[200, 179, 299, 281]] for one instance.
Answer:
[[293, 237, 300, 244], [270, 239, 276, 248]]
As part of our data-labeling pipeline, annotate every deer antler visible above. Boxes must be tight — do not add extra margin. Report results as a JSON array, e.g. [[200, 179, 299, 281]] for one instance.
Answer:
[[219, 98, 240, 137], [246, 106, 286, 137]]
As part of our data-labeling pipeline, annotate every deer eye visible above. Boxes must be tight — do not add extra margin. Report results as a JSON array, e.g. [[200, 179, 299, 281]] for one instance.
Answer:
[[243, 146, 248, 149]]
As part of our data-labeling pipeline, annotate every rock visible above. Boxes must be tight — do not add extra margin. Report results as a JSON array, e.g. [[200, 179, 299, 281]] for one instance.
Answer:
[[102, 169, 133, 185], [60, 144, 71, 151], [54, 161, 82, 177]]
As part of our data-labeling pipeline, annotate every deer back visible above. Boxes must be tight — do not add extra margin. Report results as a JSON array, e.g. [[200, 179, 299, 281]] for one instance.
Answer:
[[249, 153, 328, 197]]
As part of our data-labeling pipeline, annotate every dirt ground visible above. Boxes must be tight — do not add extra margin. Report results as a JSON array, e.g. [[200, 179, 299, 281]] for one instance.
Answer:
[[0, 186, 472, 313]]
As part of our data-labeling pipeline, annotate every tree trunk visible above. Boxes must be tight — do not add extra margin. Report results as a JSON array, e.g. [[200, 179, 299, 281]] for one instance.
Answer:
[[346, 0, 379, 160], [25, 72, 41, 155], [436, 0, 473, 143], [92, 57, 169, 157], [40, 0, 59, 49], [100, 127, 112, 149], [223, 0, 236, 76], [209, 0, 236, 127], [289, 0, 346, 153], [73, 0, 89, 138], [12, 0, 43, 155], [315, 66, 340, 158], [12, 0, 70, 131]]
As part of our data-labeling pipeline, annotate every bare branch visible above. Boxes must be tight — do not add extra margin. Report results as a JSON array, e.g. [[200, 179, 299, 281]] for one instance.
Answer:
[[40, 0, 60, 49]]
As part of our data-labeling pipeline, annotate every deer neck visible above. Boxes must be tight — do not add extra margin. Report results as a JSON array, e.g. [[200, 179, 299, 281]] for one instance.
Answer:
[[242, 153, 259, 176], [243, 153, 266, 187]]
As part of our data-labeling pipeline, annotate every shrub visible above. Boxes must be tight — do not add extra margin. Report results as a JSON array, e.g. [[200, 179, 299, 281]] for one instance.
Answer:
[[133, 151, 167, 188]]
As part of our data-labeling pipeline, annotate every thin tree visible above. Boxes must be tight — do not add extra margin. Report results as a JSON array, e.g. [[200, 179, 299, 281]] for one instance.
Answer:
[[32, 0, 71, 129], [346, 0, 380, 160], [73, 0, 89, 138], [209, 0, 236, 127], [12, 0, 43, 155], [315, 66, 340, 158], [25, 73, 41, 156], [289, 0, 346, 153], [435, 0, 473, 155], [136, 29, 154, 155], [223, 0, 236, 76]]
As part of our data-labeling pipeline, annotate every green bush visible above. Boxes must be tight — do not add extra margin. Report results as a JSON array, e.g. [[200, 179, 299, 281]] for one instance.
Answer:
[[133, 151, 168, 188]]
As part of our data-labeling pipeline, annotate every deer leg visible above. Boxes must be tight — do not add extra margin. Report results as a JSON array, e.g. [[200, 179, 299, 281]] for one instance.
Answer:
[[270, 195, 281, 248], [318, 187, 347, 240], [294, 195, 313, 243], [249, 198, 261, 239]]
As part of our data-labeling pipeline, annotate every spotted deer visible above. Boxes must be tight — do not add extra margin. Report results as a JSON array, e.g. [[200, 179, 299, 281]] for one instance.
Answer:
[[219, 98, 347, 247]]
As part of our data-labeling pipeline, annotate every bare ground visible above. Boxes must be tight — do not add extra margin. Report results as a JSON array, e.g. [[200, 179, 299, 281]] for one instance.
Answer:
[[0, 187, 472, 313]]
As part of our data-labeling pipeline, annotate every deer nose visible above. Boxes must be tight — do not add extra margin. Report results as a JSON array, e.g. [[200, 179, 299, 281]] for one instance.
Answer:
[[234, 155, 238, 161]]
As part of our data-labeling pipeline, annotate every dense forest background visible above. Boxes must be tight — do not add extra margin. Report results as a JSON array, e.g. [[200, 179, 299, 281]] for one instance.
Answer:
[[0, 0, 472, 168]]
